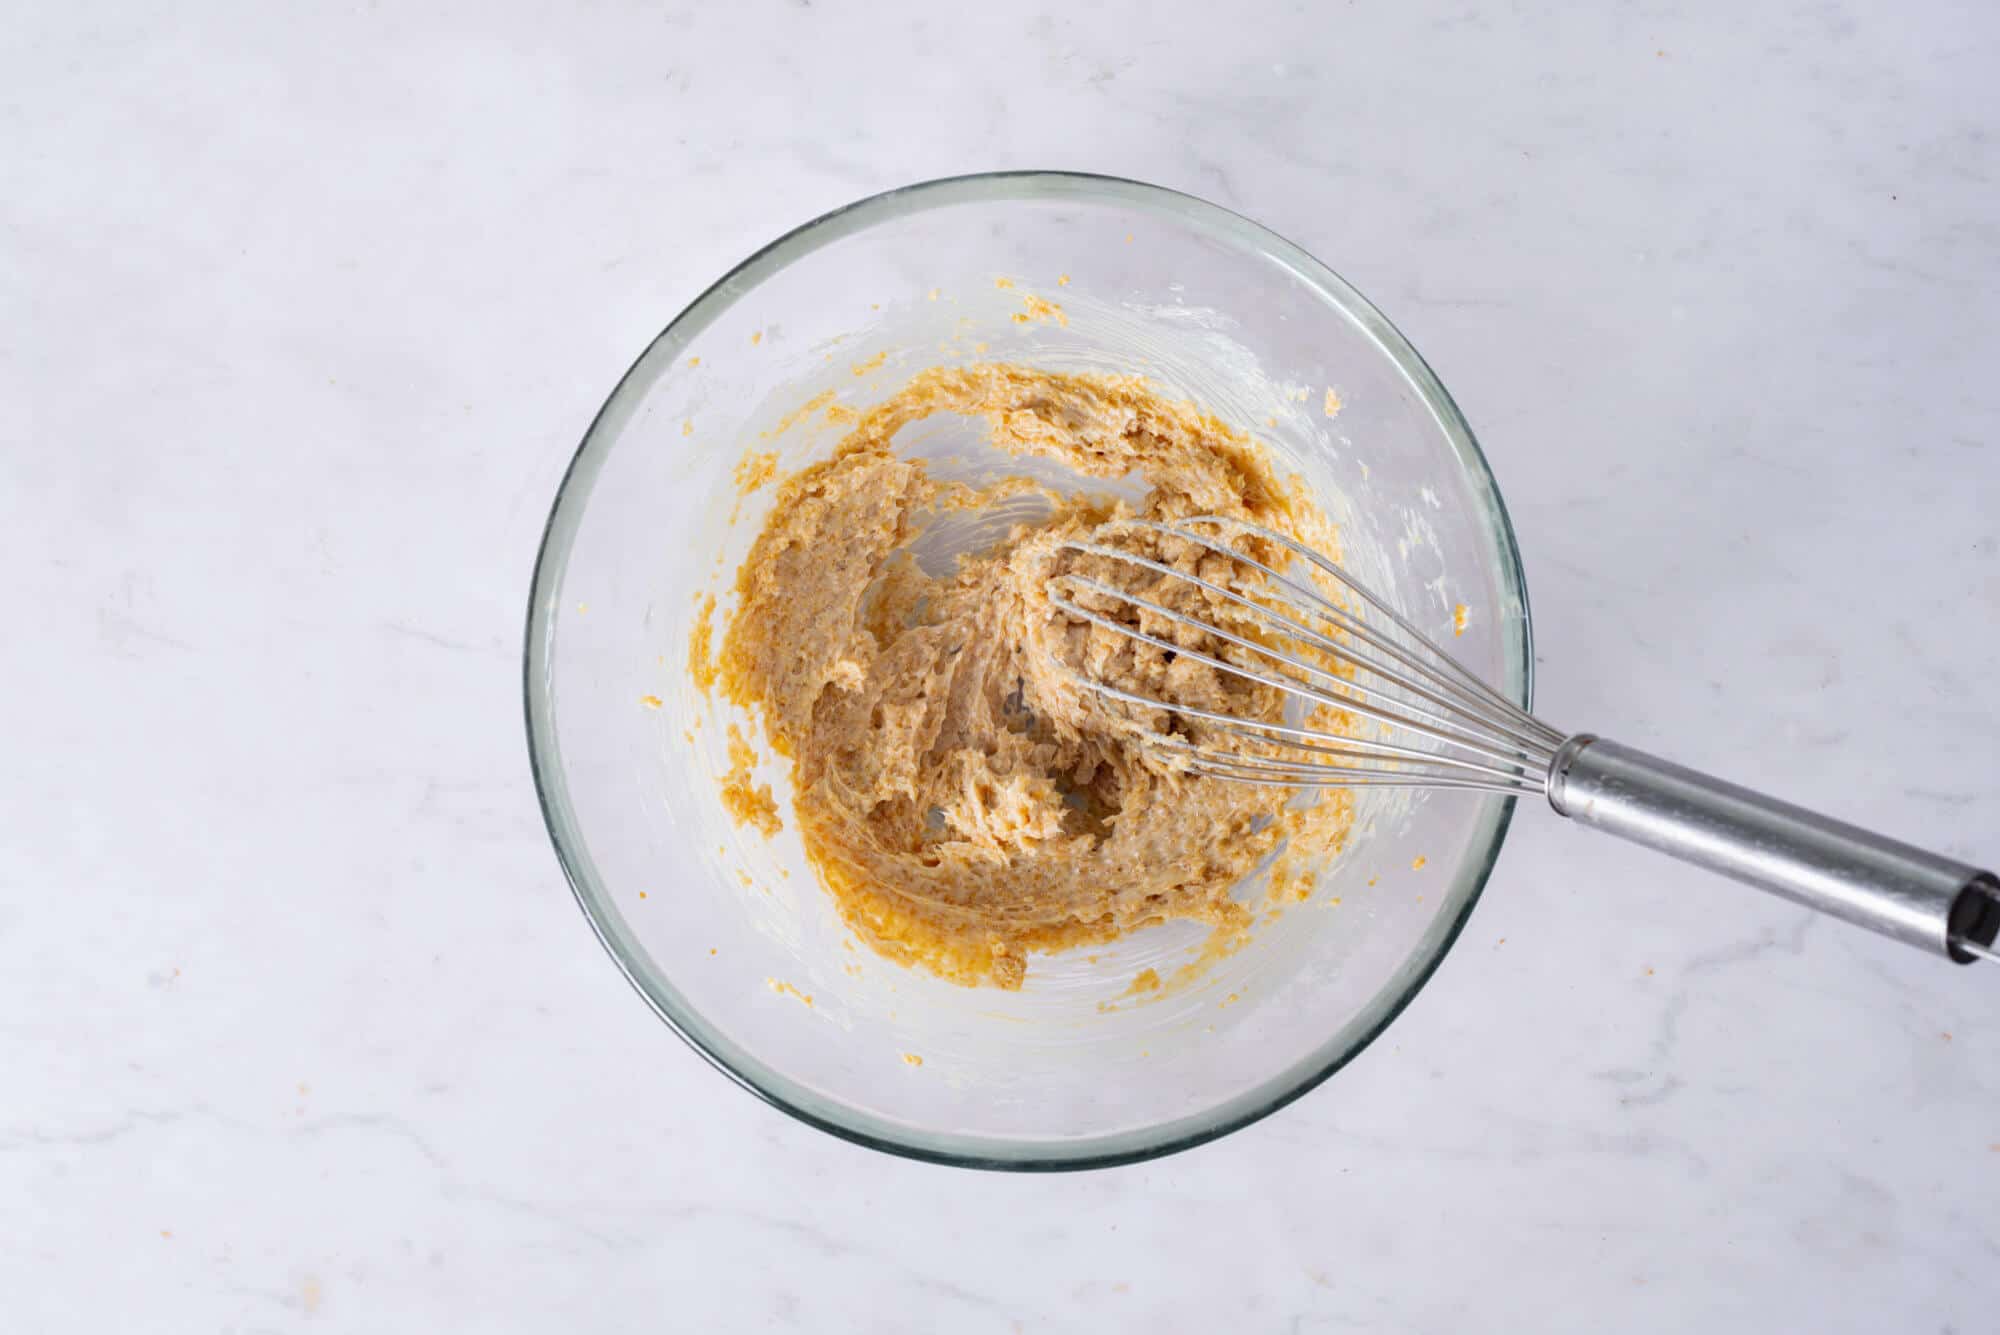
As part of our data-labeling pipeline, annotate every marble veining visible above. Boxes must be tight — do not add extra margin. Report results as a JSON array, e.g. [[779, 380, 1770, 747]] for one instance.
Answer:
[[3, 1, 1995, 1330]]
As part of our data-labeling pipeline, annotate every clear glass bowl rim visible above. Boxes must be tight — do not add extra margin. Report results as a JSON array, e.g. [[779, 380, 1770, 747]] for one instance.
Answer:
[[523, 170, 1535, 1171]]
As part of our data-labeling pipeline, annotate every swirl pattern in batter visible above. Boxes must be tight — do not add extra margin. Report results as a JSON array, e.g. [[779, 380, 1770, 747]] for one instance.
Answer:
[[717, 363, 1350, 988]]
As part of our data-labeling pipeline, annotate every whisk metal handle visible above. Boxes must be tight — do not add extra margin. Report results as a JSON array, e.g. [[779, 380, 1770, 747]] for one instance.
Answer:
[[1548, 736, 2000, 962]]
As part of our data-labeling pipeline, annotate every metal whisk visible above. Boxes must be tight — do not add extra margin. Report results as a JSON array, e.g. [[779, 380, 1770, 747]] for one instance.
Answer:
[[1047, 516, 2000, 968]]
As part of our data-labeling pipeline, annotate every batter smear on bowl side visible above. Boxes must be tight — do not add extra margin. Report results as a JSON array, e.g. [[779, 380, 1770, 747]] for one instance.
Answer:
[[716, 364, 1353, 988]]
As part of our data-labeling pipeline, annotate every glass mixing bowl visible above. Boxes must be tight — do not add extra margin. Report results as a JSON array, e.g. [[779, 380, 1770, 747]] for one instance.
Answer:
[[525, 172, 1532, 1168]]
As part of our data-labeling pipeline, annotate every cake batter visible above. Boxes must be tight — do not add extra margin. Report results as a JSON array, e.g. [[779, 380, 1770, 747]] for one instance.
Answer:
[[716, 364, 1350, 988]]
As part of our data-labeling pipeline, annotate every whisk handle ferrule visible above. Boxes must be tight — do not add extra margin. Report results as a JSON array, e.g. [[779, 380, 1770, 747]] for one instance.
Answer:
[[1547, 736, 2000, 963]]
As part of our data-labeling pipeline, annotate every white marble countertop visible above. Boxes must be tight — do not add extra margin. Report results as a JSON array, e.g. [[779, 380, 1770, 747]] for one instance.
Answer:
[[6, 2, 1997, 1330]]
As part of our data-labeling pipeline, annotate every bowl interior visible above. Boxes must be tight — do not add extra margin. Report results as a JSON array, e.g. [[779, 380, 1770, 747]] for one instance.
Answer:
[[527, 174, 1530, 1167]]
